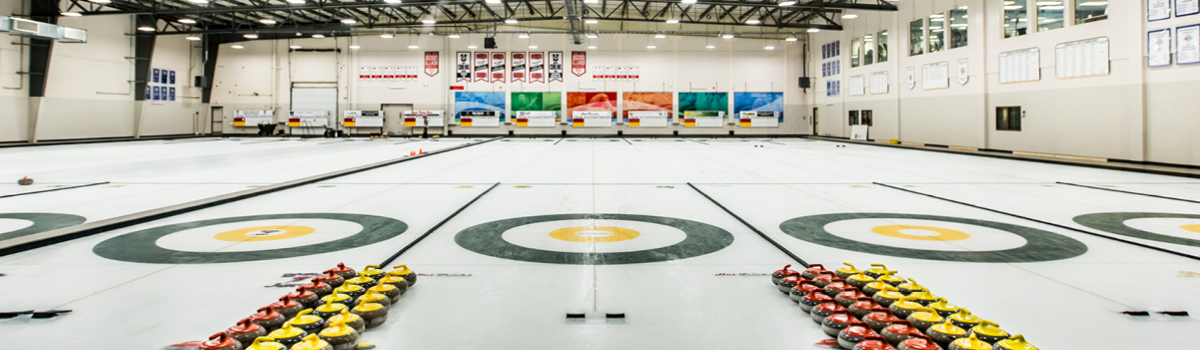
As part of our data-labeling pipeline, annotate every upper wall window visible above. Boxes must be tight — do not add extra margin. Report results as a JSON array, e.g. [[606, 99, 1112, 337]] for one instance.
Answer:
[[950, 7, 968, 49], [928, 14, 945, 53], [909, 19, 924, 56], [1004, 1, 1028, 38], [1037, 1, 1065, 32], [864, 34, 876, 65], [1076, 1, 1108, 24], [851, 37, 863, 68], [877, 30, 889, 63]]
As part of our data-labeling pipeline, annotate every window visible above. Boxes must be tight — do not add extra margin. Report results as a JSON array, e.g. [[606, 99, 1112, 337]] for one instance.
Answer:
[[950, 7, 968, 49], [928, 14, 945, 53], [1075, 0, 1107, 24], [864, 34, 875, 65], [851, 37, 862, 68], [848, 110, 860, 125], [877, 30, 889, 63], [910, 19, 924, 56], [1004, 1, 1028, 38], [861, 110, 873, 126], [1037, 1, 1065, 32], [996, 106, 1022, 131]]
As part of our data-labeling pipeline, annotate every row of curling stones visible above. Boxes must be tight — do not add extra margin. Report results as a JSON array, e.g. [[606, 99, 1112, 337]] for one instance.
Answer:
[[201, 264, 417, 350], [771, 263, 1038, 350]]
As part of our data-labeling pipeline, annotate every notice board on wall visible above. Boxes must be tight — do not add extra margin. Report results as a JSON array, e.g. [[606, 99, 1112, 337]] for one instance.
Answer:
[[869, 71, 889, 94], [1055, 37, 1110, 79], [999, 48, 1041, 84], [921, 62, 949, 90], [848, 75, 866, 96]]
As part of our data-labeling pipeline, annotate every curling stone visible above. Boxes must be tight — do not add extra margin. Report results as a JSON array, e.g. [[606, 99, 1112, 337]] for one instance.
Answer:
[[249, 307, 286, 331], [835, 263, 863, 279], [864, 264, 894, 279], [967, 321, 1009, 344], [897, 278, 927, 295], [301, 279, 334, 298], [810, 301, 849, 324], [351, 301, 389, 328], [772, 264, 800, 285], [286, 287, 321, 309], [777, 275, 801, 294], [848, 299, 888, 319], [377, 275, 409, 295], [314, 272, 345, 289], [836, 289, 871, 307], [823, 312, 868, 338], [366, 283, 401, 304], [343, 275, 376, 289], [993, 334, 1037, 350], [319, 291, 354, 309], [318, 318, 360, 350], [863, 311, 903, 332], [873, 287, 906, 308], [332, 283, 366, 300], [801, 263, 832, 280], [199, 333, 243, 350], [889, 297, 925, 319], [898, 333, 942, 350], [813, 274, 843, 288], [862, 280, 893, 297], [17, 177, 33, 186], [847, 273, 876, 289], [287, 309, 326, 334], [226, 318, 267, 347], [788, 279, 822, 303], [360, 265, 386, 281], [266, 322, 306, 348], [325, 308, 367, 334], [906, 307, 944, 332], [245, 336, 286, 350], [876, 274, 907, 287], [267, 296, 304, 320], [948, 309, 983, 330], [355, 292, 391, 308], [880, 320, 922, 346], [313, 301, 349, 320], [325, 263, 357, 280], [910, 292, 940, 306], [824, 280, 856, 298], [839, 325, 880, 350], [948, 333, 993, 350], [291, 334, 334, 350], [926, 320, 968, 347], [929, 299, 961, 317], [799, 290, 835, 313], [852, 336, 897, 350], [387, 265, 416, 287]]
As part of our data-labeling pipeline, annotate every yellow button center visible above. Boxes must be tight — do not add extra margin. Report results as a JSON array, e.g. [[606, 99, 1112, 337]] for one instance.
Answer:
[[1182, 224, 1200, 234], [871, 225, 970, 241], [548, 226, 640, 243], [213, 225, 316, 242]]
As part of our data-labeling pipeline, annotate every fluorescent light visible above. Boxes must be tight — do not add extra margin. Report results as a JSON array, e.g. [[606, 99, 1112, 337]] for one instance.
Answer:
[[88, 0, 112, 3], [842, 14, 858, 19], [312, 34, 325, 38], [384, 0, 401, 3], [260, 19, 276, 24], [61, 12, 82, 17], [747, 19, 761, 24], [682, 0, 697, 3], [1040, 5, 1065, 9], [584, 0, 598, 3], [349, 45, 361, 49], [290, 45, 301, 49], [785, 37, 797, 42], [286, 0, 304, 3], [244, 34, 258, 39], [342, 19, 356, 24], [655, 34, 666, 38], [529, 45, 538, 49], [647, 45, 656, 49], [706, 44, 715, 49], [187, 0, 208, 3], [931, 18, 944, 21], [231, 45, 244, 49], [486, 0, 501, 3], [1004, 5, 1023, 9], [422, 19, 436, 24], [779, 1, 796, 5], [1035, 1, 1062, 5], [178, 19, 197, 24], [381, 34, 394, 38], [587, 34, 598, 38], [505, 19, 518, 24], [186, 36, 201, 41], [468, 45, 478, 49], [448, 34, 461, 38], [408, 45, 418, 49], [930, 14, 944, 18], [1079, 1, 1107, 6], [586, 19, 598, 24], [764, 46, 775, 50], [1003, 1, 1015, 4], [588, 45, 597, 49], [807, 28, 820, 33], [951, 23, 968, 28], [666, 19, 679, 24], [721, 34, 733, 38], [137, 26, 155, 32], [519, 33, 530, 38]]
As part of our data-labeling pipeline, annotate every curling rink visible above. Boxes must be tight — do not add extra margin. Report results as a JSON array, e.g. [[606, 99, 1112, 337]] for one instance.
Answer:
[[2, 137, 1200, 349]]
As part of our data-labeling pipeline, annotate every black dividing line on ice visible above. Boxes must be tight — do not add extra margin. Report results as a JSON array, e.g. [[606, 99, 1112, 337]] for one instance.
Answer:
[[687, 182, 811, 267], [1056, 181, 1200, 205], [378, 182, 500, 267], [874, 182, 1200, 262], [0, 182, 111, 199]]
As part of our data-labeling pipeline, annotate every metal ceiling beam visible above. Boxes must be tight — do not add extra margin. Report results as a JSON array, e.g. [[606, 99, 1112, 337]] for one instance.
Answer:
[[564, 0, 582, 44]]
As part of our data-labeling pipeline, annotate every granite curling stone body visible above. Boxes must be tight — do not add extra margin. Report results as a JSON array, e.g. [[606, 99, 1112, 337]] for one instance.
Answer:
[[897, 334, 943, 350], [801, 263, 832, 280], [848, 299, 888, 319], [377, 275, 409, 296], [967, 321, 1009, 344], [291, 335, 334, 350], [301, 279, 334, 298], [863, 311, 904, 332], [313, 300, 350, 319], [366, 283, 401, 304], [993, 334, 1037, 350], [388, 265, 416, 287], [326, 308, 367, 334], [810, 302, 849, 324], [285, 287, 321, 309], [838, 325, 880, 350], [343, 276, 376, 290], [333, 283, 367, 300], [948, 333, 993, 350], [799, 290, 835, 313], [789, 278, 822, 303], [926, 320, 968, 347], [847, 273, 876, 290], [198, 333, 243, 350], [852, 336, 897, 350], [351, 301, 389, 328], [245, 337, 286, 350], [318, 318, 361, 350], [777, 275, 802, 294], [225, 318, 267, 347], [880, 321, 922, 346], [864, 264, 894, 279], [905, 307, 944, 332], [267, 296, 304, 319], [325, 263, 358, 280], [355, 291, 392, 308], [835, 262, 863, 279], [822, 312, 867, 337], [266, 322, 306, 348], [772, 264, 800, 285], [248, 307, 287, 331], [948, 309, 983, 330], [314, 272, 345, 290], [288, 309, 327, 333], [836, 289, 872, 307]]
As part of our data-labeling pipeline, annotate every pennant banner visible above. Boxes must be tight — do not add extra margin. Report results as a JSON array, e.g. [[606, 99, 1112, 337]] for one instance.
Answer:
[[408, 66, 419, 81], [359, 66, 370, 81], [490, 52, 506, 83], [424, 52, 439, 77], [607, 66, 617, 82], [571, 51, 587, 76], [370, 66, 382, 80], [511, 52, 527, 83], [549, 52, 564, 82], [474, 52, 490, 82], [529, 52, 545, 83], [382, 67, 395, 81], [628, 66, 639, 81], [456, 52, 471, 82]]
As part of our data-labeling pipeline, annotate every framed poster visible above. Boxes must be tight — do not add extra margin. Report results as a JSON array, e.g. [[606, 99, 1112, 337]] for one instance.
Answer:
[[1177, 0, 1199, 17], [151, 68, 160, 84], [168, 70, 176, 85], [169, 87, 176, 101], [1179, 25, 1200, 65], [1149, 0, 1172, 21], [1148, 29, 1172, 67]]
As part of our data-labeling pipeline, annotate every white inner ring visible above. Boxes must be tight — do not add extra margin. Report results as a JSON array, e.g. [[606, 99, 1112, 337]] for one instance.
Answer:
[[155, 219, 362, 253], [1123, 217, 1200, 241], [501, 219, 687, 253], [823, 218, 1028, 252], [0, 219, 35, 234]]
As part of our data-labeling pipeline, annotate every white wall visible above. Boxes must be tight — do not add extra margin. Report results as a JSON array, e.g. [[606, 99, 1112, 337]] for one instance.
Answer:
[[211, 30, 811, 136]]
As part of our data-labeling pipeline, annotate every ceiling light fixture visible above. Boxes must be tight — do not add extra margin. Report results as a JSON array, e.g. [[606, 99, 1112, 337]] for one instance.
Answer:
[[587, 33, 598, 38], [349, 45, 361, 49], [655, 34, 666, 38], [383, 0, 401, 3], [778, 0, 796, 5], [260, 19, 276, 24], [647, 45, 656, 49], [706, 44, 715, 49], [61, 12, 82, 17], [519, 33, 530, 38], [666, 19, 679, 24], [746, 19, 761, 24], [449, 34, 461, 38], [244, 33, 259, 39], [137, 26, 155, 32], [721, 34, 734, 39], [342, 19, 356, 24], [786, 37, 798, 41], [187, 0, 209, 3], [842, 14, 858, 19], [505, 19, 519, 24], [588, 45, 597, 49], [408, 45, 418, 49], [231, 45, 244, 49], [290, 45, 302, 49], [381, 34, 394, 38], [468, 45, 478, 49], [313, 34, 325, 38], [186, 36, 201, 41], [764, 46, 775, 50], [286, 0, 304, 3], [586, 19, 598, 24], [807, 28, 820, 33], [178, 19, 197, 24], [422, 19, 436, 24], [486, 0, 501, 3], [529, 45, 538, 49], [682, 0, 697, 3], [89, 0, 112, 3]]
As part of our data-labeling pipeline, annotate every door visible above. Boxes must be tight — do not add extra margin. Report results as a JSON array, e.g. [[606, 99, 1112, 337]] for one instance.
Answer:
[[291, 83, 338, 136], [812, 107, 819, 135], [382, 103, 414, 135], [210, 106, 224, 135]]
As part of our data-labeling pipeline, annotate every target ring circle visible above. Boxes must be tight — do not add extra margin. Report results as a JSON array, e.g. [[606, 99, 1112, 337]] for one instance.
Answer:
[[1073, 212, 1200, 247], [0, 213, 87, 241], [454, 213, 734, 265], [93, 213, 407, 264], [779, 213, 1087, 263]]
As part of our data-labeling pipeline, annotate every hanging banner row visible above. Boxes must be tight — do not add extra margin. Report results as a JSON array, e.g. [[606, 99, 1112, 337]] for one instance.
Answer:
[[454, 91, 784, 128], [457, 51, 566, 83], [358, 52, 439, 82]]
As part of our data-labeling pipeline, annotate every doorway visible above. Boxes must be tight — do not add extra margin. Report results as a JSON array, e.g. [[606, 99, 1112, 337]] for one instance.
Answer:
[[812, 107, 819, 135], [382, 103, 414, 135], [210, 106, 224, 135]]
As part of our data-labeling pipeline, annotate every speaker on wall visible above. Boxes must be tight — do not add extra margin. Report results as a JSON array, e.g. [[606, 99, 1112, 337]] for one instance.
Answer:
[[484, 37, 497, 49], [194, 76, 204, 88], [798, 77, 811, 89]]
